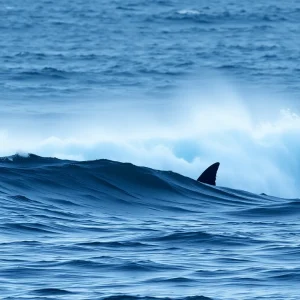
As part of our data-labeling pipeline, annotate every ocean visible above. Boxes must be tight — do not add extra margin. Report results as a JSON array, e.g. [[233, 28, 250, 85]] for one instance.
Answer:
[[1, 1, 300, 299]]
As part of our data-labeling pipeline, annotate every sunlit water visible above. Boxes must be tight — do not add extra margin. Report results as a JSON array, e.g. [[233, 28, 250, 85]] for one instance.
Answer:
[[1, 1, 300, 299]]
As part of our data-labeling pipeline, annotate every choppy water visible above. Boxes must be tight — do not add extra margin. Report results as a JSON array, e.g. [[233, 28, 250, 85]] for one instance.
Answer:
[[1, 154, 300, 300], [1, 0, 300, 299]]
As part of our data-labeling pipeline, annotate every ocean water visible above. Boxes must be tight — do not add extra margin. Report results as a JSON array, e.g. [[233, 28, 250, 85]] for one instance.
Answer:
[[1, 0, 300, 299]]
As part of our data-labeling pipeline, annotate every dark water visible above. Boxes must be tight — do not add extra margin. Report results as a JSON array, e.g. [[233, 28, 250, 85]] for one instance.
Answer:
[[1, 0, 300, 299], [0, 154, 299, 299]]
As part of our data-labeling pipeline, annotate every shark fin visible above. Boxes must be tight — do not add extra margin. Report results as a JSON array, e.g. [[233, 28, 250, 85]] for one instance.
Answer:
[[197, 162, 220, 186]]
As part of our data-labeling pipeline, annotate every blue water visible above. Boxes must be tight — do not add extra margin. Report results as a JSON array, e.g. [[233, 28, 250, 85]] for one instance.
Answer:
[[1, 154, 300, 299], [1, 0, 300, 299]]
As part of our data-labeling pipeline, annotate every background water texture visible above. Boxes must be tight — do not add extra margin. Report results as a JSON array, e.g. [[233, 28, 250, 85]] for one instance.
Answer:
[[1, 1, 300, 299]]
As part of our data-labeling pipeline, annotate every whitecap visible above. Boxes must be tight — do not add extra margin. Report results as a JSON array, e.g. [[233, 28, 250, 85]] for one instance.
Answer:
[[177, 9, 201, 15]]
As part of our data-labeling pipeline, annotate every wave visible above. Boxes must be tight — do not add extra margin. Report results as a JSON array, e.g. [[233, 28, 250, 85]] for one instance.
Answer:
[[0, 153, 298, 221], [32, 288, 73, 295], [148, 7, 290, 24], [7, 67, 75, 81], [102, 296, 213, 300]]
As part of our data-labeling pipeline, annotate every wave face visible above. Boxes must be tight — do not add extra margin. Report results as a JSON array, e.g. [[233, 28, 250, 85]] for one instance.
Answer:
[[1, 154, 300, 300]]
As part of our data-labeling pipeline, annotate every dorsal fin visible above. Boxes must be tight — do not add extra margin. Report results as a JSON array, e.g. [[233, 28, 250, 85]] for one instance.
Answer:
[[197, 162, 220, 186]]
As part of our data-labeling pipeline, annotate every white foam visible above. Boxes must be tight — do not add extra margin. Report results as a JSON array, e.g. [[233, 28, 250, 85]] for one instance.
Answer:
[[15, 152, 30, 158], [0, 76, 299, 197], [177, 9, 201, 15]]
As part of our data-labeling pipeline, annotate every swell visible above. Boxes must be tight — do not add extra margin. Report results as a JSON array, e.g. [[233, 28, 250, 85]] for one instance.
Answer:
[[0, 154, 297, 218], [102, 297, 212, 300], [148, 7, 290, 24]]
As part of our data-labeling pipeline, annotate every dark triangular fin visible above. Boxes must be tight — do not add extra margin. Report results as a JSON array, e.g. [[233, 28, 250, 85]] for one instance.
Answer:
[[197, 162, 220, 186]]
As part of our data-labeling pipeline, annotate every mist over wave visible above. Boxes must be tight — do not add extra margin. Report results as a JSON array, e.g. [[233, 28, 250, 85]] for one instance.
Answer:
[[1, 76, 299, 197]]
